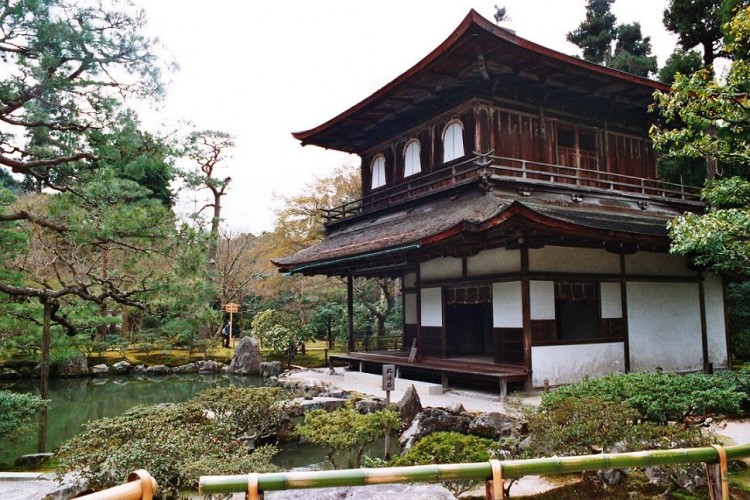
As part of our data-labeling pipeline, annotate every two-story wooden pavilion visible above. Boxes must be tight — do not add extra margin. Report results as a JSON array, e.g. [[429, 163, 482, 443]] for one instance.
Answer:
[[273, 10, 729, 391]]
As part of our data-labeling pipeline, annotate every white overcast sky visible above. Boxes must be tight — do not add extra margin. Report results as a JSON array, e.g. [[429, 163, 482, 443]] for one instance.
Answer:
[[132, 0, 679, 235]]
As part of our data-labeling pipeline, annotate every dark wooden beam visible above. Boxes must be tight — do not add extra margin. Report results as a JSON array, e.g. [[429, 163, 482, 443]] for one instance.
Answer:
[[347, 276, 355, 352]]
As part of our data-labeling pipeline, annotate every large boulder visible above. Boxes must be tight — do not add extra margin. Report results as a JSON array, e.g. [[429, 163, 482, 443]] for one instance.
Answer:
[[145, 364, 171, 375], [56, 352, 90, 378], [399, 407, 473, 450], [260, 361, 282, 378], [229, 337, 261, 375], [468, 412, 524, 439], [398, 385, 422, 426]]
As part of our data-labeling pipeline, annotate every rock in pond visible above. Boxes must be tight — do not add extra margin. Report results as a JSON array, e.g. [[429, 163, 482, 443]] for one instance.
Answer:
[[109, 360, 132, 375], [229, 336, 261, 375], [0, 367, 22, 380], [260, 361, 282, 378], [55, 351, 89, 377], [91, 364, 109, 376], [197, 360, 220, 373], [173, 362, 198, 374], [145, 364, 171, 375]]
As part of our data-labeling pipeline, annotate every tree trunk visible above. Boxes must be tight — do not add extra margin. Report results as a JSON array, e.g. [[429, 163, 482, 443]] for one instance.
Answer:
[[38, 299, 51, 453]]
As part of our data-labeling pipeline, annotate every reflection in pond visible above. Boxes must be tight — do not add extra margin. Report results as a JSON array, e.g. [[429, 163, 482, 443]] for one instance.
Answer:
[[0, 374, 263, 467]]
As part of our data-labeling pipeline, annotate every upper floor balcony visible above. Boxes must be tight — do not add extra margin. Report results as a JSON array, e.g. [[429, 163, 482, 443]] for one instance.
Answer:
[[323, 152, 703, 226]]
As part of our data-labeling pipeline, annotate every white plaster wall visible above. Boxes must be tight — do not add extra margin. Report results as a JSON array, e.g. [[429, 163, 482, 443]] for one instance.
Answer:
[[466, 248, 521, 276], [600, 282, 623, 319], [421, 287, 443, 327], [625, 251, 697, 277], [705, 274, 728, 368], [530, 281, 555, 320], [492, 282, 522, 328], [403, 272, 417, 288], [627, 282, 703, 372], [529, 246, 619, 274], [420, 257, 462, 281], [404, 293, 417, 325], [531, 343, 625, 387]]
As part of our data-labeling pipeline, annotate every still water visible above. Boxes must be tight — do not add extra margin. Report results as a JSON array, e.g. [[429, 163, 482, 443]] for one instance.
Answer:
[[0, 374, 263, 468]]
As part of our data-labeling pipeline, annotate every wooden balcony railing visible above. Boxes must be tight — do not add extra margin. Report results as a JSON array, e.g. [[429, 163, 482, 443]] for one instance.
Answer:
[[322, 153, 703, 225]]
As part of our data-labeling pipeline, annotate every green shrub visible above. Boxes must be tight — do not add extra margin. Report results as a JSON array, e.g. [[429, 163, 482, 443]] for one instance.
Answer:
[[525, 396, 714, 492], [541, 372, 746, 423], [57, 387, 287, 495], [391, 431, 497, 496], [0, 391, 47, 454], [526, 397, 711, 457], [295, 408, 400, 469]]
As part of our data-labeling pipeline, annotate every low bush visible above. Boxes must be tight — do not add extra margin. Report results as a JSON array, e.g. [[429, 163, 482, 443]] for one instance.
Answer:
[[0, 391, 47, 454], [57, 387, 288, 495], [527, 397, 711, 457], [525, 396, 714, 493], [391, 431, 498, 496], [295, 408, 400, 469], [541, 372, 746, 423]]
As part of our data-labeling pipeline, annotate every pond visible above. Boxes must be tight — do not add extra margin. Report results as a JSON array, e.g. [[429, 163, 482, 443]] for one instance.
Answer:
[[0, 373, 263, 468], [0, 374, 401, 473]]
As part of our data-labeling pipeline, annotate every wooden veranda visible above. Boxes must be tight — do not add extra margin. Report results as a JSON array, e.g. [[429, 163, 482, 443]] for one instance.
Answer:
[[331, 351, 528, 399]]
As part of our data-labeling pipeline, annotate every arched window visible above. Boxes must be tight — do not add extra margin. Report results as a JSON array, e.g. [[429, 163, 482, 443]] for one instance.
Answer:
[[443, 121, 465, 162], [371, 154, 386, 189], [404, 139, 421, 177]]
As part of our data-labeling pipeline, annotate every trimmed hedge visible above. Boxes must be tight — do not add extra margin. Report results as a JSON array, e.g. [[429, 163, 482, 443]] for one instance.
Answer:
[[541, 372, 747, 423]]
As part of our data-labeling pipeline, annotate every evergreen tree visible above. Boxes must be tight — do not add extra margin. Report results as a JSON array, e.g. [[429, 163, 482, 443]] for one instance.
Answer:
[[658, 48, 704, 83], [663, 0, 727, 69], [567, 0, 617, 65], [568, 0, 658, 77], [610, 23, 658, 76]]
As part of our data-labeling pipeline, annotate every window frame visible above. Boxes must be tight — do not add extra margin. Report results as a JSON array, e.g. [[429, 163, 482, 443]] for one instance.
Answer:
[[442, 120, 465, 163], [403, 139, 422, 178], [370, 154, 387, 190]]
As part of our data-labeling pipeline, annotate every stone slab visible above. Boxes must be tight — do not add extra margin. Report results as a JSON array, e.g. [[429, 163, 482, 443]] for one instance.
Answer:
[[343, 371, 443, 395]]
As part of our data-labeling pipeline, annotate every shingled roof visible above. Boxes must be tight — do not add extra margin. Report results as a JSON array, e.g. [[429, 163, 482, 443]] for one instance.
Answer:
[[292, 9, 670, 153], [272, 189, 678, 275]]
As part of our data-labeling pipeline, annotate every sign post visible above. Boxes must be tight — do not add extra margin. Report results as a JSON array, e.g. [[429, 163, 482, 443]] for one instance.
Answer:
[[382, 364, 396, 458], [225, 303, 240, 348]]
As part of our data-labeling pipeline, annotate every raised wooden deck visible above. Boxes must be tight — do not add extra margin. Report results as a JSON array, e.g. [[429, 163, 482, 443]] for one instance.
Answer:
[[331, 351, 528, 399]]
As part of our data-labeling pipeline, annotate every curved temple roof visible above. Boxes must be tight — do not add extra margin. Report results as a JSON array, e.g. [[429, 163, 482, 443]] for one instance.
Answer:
[[292, 9, 670, 154]]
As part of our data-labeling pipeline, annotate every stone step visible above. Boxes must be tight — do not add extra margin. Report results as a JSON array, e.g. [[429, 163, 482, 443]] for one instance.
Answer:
[[343, 371, 443, 395]]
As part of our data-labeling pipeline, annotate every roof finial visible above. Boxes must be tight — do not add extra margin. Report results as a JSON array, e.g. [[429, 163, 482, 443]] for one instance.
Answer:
[[493, 5, 508, 24]]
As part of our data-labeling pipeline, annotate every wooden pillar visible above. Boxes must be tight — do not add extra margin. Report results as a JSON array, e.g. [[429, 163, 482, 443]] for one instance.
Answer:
[[699, 272, 710, 373], [620, 254, 630, 373], [347, 275, 355, 353], [723, 276, 733, 370], [416, 266, 422, 361], [520, 246, 532, 381]]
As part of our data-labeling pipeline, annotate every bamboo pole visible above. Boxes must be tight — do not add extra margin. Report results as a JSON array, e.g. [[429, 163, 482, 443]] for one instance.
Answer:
[[77, 470, 157, 500], [199, 444, 750, 495]]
